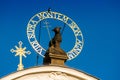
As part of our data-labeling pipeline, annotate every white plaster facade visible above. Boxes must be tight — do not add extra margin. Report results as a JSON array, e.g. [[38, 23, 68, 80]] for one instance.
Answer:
[[0, 66, 98, 80]]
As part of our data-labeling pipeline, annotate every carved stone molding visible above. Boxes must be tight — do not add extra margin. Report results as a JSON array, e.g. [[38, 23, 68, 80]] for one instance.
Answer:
[[1, 66, 99, 80], [49, 72, 69, 80]]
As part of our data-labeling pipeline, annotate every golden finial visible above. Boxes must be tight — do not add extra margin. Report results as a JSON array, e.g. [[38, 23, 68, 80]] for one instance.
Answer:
[[10, 41, 31, 71]]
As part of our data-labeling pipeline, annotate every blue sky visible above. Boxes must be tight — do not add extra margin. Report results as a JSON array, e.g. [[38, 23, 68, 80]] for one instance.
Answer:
[[0, 0, 120, 80]]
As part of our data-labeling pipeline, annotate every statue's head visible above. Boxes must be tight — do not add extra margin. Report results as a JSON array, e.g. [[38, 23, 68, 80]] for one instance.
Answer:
[[52, 27, 61, 33]]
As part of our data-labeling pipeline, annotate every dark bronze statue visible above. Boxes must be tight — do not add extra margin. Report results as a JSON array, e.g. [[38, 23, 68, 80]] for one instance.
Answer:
[[48, 27, 66, 55], [49, 27, 62, 48], [43, 27, 68, 65]]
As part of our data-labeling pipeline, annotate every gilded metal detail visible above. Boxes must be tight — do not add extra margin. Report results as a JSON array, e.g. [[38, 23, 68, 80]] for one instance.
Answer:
[[10, 41, 31, 71]]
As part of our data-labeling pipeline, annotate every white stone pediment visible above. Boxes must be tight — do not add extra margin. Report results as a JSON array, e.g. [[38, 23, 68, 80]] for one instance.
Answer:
[[0, 66, 98, 80]]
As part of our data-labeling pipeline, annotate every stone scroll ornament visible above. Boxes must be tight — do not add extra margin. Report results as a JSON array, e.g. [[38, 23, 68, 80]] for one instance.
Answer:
[[49, 72, 69, 80], [27, 10, 84, 60]]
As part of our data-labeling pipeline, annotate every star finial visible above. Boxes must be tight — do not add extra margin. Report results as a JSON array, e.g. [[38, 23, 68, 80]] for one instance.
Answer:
[[10, 41, 31, 71]]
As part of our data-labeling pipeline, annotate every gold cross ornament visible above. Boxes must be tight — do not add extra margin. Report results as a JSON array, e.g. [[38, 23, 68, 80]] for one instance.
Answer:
[[10, 41, 31, 71]]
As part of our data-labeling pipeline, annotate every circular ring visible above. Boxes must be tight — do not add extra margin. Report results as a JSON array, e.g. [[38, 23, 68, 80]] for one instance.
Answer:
[[27, 11, 84, 60]]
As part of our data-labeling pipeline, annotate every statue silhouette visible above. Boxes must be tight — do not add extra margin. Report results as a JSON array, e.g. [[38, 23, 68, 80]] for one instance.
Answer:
[[43, 27, 68, 65], [49, 27, 62, 48]]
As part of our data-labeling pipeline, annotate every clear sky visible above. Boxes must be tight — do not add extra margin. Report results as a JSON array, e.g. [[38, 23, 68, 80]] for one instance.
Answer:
[[0, 0, 120, 80]]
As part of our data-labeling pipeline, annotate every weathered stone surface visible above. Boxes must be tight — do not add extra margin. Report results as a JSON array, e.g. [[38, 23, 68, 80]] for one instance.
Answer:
[[43, 27, 68, 65], [1, 66, 98, 80]]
